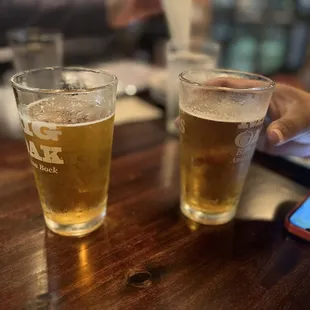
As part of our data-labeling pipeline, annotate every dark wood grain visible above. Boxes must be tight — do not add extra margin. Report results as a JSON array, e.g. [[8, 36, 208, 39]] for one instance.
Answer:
[[1, 120, 310, 310]]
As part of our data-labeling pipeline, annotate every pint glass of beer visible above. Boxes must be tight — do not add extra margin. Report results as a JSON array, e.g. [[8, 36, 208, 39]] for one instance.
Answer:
[[179, 69, 275, 225], [11, 67, 117, 236]]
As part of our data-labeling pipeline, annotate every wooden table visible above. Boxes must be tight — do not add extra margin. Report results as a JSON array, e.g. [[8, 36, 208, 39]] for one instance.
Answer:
[[1, 120, 310, 310]]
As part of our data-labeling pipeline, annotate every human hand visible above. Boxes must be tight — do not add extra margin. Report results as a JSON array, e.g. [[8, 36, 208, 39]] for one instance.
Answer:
[[108, 0, 161, 28], [257, 84, 310, 157]]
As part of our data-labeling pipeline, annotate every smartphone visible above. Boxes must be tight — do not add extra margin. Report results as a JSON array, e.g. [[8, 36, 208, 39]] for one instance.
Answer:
[[285, 195, 310, 241]]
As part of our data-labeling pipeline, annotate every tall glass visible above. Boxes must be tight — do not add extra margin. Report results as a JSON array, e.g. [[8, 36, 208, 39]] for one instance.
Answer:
[[8, 28, 63, 72], [179, 69, 275, 225], [11, 67, 117, 236], [166, 39, 220, 135]]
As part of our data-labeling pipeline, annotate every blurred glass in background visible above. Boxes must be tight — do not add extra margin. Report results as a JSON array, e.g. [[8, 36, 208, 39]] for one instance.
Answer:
[[7, 28, 63, 72], [166, 38, 220, 134]]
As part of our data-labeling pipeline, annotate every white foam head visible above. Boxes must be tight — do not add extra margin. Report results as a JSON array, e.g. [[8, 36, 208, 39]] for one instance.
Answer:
[[21, 97, 113, 126], [180, 91, 270, 124]]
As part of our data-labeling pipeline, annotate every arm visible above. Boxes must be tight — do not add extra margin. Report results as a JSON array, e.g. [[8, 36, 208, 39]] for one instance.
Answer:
[[105, 0, 161, 28]]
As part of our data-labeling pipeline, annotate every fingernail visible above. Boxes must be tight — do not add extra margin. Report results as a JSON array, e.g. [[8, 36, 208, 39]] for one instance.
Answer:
[[268, 129, 284, 146]]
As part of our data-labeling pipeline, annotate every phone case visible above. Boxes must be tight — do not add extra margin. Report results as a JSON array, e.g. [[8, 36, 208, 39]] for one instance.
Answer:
[[285, 195, 310, 241]]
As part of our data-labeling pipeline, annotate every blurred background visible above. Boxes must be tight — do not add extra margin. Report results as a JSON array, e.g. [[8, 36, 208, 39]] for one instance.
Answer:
[[0, 0, 309, 76], [0, 0, 310, 166]]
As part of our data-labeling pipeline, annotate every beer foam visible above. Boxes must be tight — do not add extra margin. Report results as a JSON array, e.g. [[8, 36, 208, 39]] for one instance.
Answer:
[[22, 97, 113, 126], [180, 100, 268, 123]]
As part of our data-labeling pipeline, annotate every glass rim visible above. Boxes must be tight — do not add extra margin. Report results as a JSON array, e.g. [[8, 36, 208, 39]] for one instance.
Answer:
[[179, 69, 275, 92], [11, 66, 118, 94]]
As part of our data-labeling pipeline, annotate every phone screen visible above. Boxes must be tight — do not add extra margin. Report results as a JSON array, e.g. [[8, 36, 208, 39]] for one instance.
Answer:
[[290, 197, 310, 230]]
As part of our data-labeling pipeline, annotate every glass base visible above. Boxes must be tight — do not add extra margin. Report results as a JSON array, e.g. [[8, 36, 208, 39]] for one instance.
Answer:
[[44, 209, 106, 237], [181, 202, 236, 225]]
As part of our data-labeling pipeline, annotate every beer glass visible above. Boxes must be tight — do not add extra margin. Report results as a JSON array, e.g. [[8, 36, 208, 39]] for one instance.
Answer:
[[11, 67, 117, 236], [8, 28, 63, 72], [179, 69, 274, 225], [166, 39, 219, 135]]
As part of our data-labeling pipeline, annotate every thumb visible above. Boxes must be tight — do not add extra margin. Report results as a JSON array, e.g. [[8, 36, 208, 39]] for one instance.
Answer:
[[267, 114, 304, 146]]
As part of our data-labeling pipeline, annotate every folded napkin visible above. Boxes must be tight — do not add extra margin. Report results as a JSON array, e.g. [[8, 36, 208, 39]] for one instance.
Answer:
[[115, 96, 163, 125]]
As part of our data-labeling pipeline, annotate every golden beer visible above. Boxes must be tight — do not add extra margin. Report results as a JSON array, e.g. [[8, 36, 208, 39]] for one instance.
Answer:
[[178, 70, 274, 225], [12, 67, 117, 236], [180, 108, 264, 224], [21, 97, 114, 235]]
